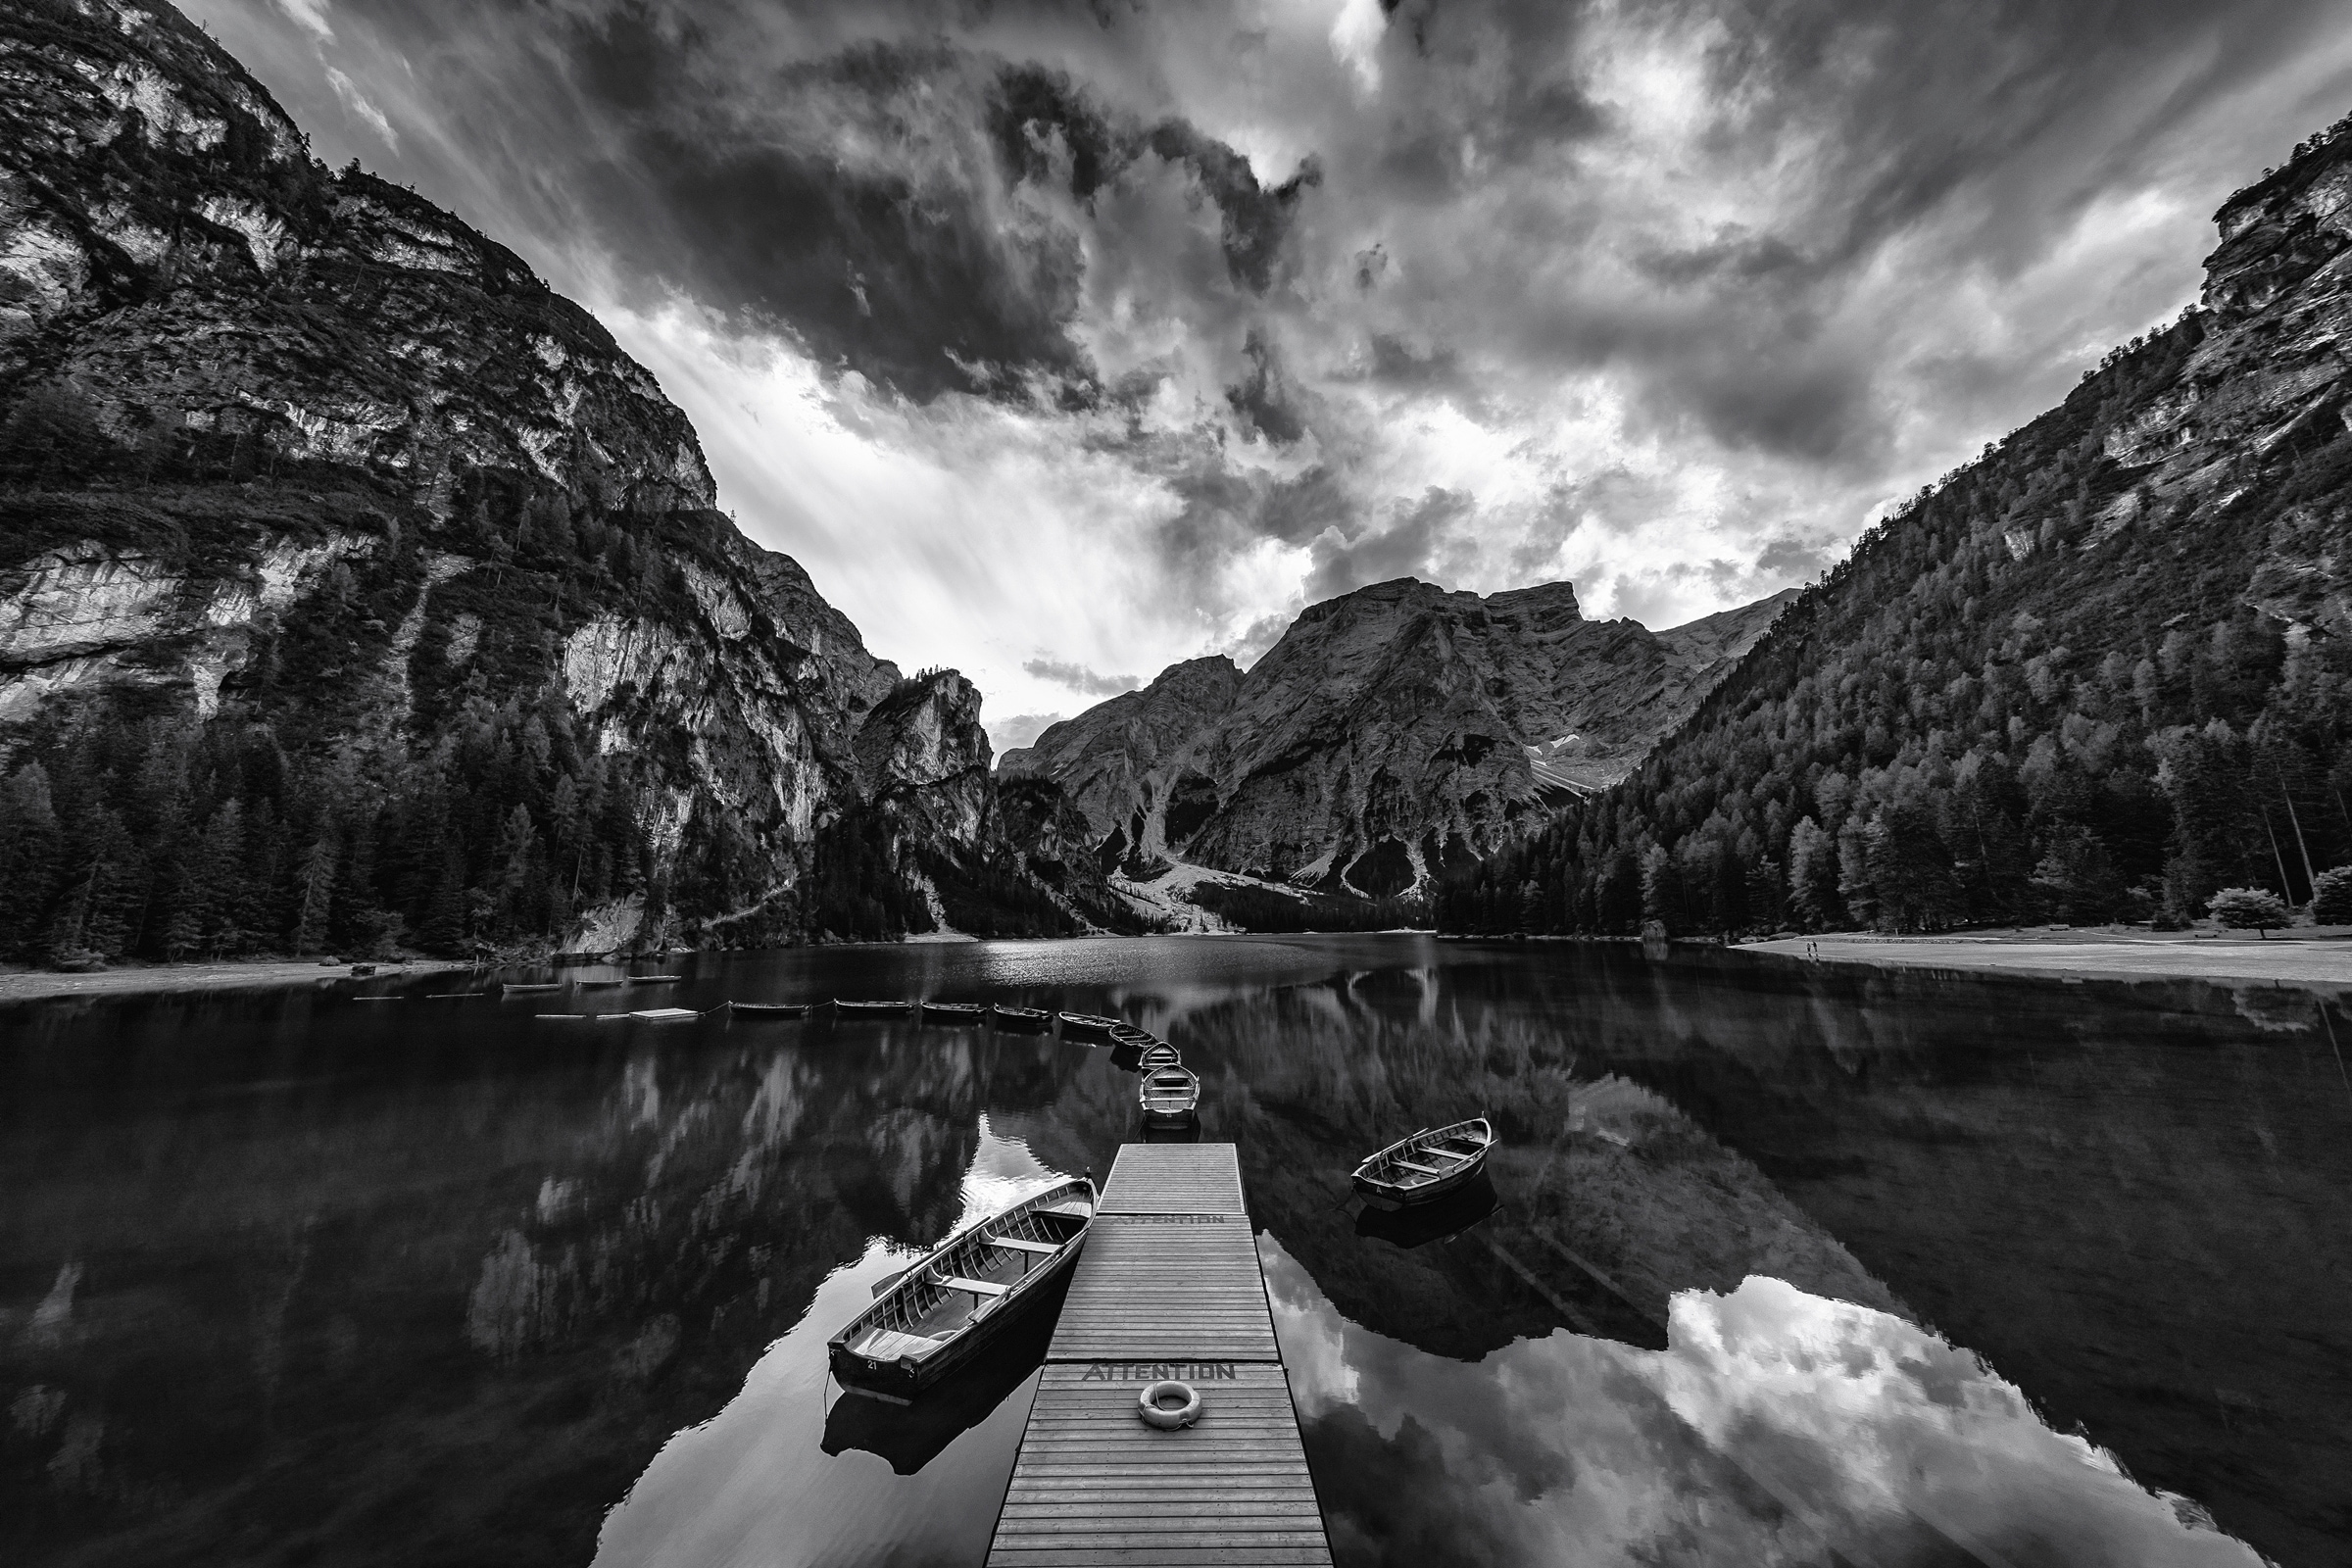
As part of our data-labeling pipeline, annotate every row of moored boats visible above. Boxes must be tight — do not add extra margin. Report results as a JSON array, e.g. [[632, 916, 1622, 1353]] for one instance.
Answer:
[[734, 1000, 1206, 1126]]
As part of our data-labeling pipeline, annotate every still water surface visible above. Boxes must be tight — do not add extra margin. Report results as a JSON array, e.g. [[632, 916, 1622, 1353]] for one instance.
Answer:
[[4, 936, 2349, 1567]]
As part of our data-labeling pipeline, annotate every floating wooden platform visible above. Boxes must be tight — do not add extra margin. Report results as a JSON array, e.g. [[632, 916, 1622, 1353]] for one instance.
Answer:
[[987, 1143, 1331, 1567]]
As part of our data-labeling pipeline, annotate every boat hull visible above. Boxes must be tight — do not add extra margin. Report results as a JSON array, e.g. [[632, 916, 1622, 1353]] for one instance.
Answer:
[[829, 1232, 1086, 1399], [1352, 1150, 1491, 1209]]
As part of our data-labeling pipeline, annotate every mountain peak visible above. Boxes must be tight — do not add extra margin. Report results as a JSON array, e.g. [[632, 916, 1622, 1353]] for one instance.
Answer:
[[1007, 576, 1788, 895]]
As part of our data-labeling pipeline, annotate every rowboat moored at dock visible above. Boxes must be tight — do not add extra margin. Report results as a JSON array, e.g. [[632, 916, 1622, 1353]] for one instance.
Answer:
[[829, 1176, 1097, 1401], [728, 1000, 812, 1017], [1057, 1011, 1120, 1042], [919, 1001, 987, 1024], [499, 981, 565, 994], [992, 1005, 1052, 1033], [625, 974, 684, 986], [1137, 1041, 1181, 1071], [1351, 1116, 1494, 1209], [1138, 1064, 1201, 1123]]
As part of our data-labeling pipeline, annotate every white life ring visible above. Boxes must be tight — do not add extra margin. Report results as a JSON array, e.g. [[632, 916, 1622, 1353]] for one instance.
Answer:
[[1138, 1380, 1201, 1430]]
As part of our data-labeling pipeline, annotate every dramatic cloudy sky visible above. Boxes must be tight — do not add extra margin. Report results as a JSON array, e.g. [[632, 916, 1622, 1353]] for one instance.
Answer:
[[191, 0, 2352, 749]]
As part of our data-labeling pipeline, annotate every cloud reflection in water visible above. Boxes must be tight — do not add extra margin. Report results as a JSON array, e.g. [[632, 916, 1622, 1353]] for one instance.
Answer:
[[1268, 1243, 2261, 1568]]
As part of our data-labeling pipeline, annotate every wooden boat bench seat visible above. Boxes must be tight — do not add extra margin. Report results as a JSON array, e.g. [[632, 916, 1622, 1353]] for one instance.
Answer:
[[986, 1235, 1059, 1254], [857, 1328, 947, 1361], [1392, 1157, 1447, 1176], [931, 1273, 1009, 1298]]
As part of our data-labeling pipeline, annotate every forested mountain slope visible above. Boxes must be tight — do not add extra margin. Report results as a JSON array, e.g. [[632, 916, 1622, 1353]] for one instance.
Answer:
[[0, 0, 1128, 962], [1440, 114, 2352, 935]]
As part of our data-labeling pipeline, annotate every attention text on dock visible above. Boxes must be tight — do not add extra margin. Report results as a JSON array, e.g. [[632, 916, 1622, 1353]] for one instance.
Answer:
[[1081, 1361, 1240, 1382]]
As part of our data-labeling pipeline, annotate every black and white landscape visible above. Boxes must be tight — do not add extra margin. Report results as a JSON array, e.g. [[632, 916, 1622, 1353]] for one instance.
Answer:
[[4, 4, 2351, 1568]]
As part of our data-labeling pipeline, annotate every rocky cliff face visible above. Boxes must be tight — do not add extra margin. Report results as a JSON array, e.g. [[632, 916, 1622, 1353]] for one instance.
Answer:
[[995, 654, 1242, 841], [0, 0, 1102, 958], [1002, 577, 1792, 897]]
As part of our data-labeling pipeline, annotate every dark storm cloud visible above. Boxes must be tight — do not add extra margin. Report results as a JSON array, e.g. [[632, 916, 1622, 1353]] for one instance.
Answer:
[[1303, 487, 1478, 603], [550, 34, 1325, 402], [561, 26, 1089, 400], [988, 65, 1322, 296], [1022, 659, 1139, 697], [1754, 532, 1839, 579], [1225, 327, 1307, 444]]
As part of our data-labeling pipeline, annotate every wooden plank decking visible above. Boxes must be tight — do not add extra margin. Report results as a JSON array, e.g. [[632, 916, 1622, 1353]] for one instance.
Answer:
[[1094, 1144, 1250, 1215], [986, 1143, 1332, 1567]]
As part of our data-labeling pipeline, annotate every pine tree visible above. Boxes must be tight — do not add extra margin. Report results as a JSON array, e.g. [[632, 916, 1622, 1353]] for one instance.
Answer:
[[293, 832, 338, 955], [0, 764, 66, 959]]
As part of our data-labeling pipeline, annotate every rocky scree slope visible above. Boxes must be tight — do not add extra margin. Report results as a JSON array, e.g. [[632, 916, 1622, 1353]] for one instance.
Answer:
[[1000, 578, 1793, 900], [1442, 113, 2352, 936], [0, 0, 1126, 961]]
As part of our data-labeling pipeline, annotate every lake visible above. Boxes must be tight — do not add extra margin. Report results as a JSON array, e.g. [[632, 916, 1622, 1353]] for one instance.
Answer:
[[3, 935, 2347, 1567]]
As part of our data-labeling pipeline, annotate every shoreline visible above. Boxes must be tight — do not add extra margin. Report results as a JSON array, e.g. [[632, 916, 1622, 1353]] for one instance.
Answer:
[[0, 956, 473, 1004], [7, 927, 2348, 1004], [1741, 930, 2352, 992]]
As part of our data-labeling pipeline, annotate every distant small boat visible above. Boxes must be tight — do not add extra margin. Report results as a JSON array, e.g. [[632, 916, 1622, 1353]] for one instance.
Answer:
[[626, 974, 684, 986], [423, 992, 483, 1000], [536, 1012, 592, 1021], [919, 1001, 987, 1025], [728, 1000, 811, 1017], [577, 979, 626, 990], [353, 996, 402, 1004], [992, 1005, 1052, 1033], [1351, 1116, 1494, 1210], [629, 1007, 700, 1022], [837, 999, 912, 1017], [1137, 1041, 1181, 1071], [1138, 1065, 1200, 1123], [1057, 1011, 1120, 1042], [500, 981, 565, 994], [829, 1176, 1097, 1401]]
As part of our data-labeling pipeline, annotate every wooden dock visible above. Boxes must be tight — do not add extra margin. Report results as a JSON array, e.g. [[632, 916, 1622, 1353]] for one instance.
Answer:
[[986, 1144, 1333, 1567]]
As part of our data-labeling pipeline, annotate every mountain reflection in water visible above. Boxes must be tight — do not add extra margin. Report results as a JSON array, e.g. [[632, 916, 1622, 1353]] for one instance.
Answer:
[[2, 936, 2345, 1568]]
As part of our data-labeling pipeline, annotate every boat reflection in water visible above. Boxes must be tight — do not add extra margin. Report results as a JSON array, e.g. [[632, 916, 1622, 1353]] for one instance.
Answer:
[[1353, 1171, 1498, 1250], [820, 1272, 1070, 1476]]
